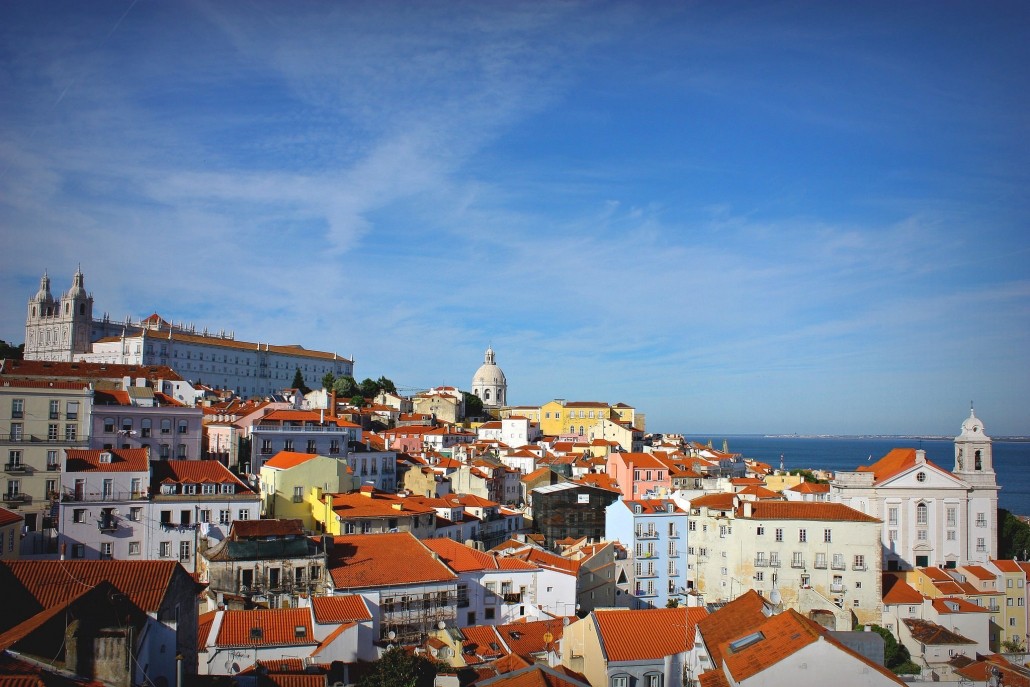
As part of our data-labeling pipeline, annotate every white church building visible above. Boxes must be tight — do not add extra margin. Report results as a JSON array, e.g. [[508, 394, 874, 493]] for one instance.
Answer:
[[23, 269, 353, 398], [830, 408, 999, 571]]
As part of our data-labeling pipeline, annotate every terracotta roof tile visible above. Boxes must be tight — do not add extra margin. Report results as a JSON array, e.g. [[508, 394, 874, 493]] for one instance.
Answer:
[[593, 606, 708, 661], [856, 448, 951, 484], [215, 608, 315, 647], [1, 560, 183, 612], [64, 448, 149, 473], [740, 501, 881, 523], [903, 618, 977, 645], [721, 610, 822, 681], [697, 590, 772, 668], [263, 451, 322, 469], [311, 594, 372, 624], [424, 538, 536, 573], [882, 575, 924, 605], [231, 519, 304, 539], [0, 507, 24, 528], [327, 532, 457, 589], [931, 597, 990, 614], [151, 459, 252, 489]]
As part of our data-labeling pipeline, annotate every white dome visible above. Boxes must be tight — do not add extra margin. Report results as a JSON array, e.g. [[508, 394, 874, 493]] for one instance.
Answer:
[[473, 362, 506, 386]]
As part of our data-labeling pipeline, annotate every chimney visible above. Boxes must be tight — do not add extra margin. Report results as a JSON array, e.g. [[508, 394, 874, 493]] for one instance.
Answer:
[[916, 449, 926, 464], [743, 501, 752, 518], [330, 390, 337, 419]]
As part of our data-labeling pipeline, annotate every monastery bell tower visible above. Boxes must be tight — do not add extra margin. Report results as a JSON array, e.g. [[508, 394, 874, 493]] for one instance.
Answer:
[[24, 268, 94, 361], [954, 405, 995, 488]]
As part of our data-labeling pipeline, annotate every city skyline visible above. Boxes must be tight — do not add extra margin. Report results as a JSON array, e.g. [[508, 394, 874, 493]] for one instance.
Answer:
[[1, 2, 1028, 436]]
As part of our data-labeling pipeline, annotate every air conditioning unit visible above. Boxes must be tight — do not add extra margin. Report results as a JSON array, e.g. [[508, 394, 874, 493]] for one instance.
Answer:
[[239, 585, 249, 592]]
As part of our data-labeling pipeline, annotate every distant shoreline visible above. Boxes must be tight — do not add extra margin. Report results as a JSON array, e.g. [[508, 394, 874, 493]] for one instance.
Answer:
[[683, 433, 1030, 442]]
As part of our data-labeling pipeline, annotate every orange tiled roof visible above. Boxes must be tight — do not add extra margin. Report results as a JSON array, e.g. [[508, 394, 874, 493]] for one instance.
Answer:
[[327, 532, 456, 589], [903, 618, 976, 646], [215, 608, 315, 647], [477, 664, 591, 687], [594, 606, 708, 661], [991, 560, 1025, 574], [495, 618, 569, 661], [311, 595, 372, 624], [423, 538, 537, 573], [330, 490, 437, 519], [882, 575, 924, 606], [689, 493, 737, 510], [0, 506, 24, 528], [960, 565, 997, 580], [740, 501, 881, 523], [736, 485, 779, 499], [787, 481, 831, 493], [1, 560, 183, 612], [152, 459, 252, 488], [721, 609, 822, 681], [697, 590, 772, 668], [0, 359, 183, 381], [932, 597, 990, 614], [263, 451, 322, 470], [231, 519, 304, 539], [856, 448, 952, 483], [64, 448, 149, 473]]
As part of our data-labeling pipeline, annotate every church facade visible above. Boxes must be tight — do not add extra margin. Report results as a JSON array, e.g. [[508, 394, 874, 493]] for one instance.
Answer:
[[830, 408, 999, 571], [23, 269, 354, 398]]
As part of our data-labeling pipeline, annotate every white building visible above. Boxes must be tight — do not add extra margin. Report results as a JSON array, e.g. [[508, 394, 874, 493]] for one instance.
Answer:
[[830, 408, 999, 571], [24, 269, 354, 397], [471, 346, 507, 409]]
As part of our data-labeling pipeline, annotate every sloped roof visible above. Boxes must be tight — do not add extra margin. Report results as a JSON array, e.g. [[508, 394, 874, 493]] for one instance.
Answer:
[[903, 618, 977, 645], [931, 597, 989, 614], [474, 664, 591, 687], [326, 532, 457, 589], [0, 560, 183, 613], [151, 459, 252, 488], [423, 538, 537, 573], [495, 618, 569, 661], [697, 590, 771, 668], [740, 501, 881, 523], [593, 606, 708, 662], [263, 451, 323, 470], [856, 448, 952, 484], [882, 575, 924, 606], [787, 481, 831, 494], [721, 610, 821, 681], [689, 493, 737, 510], [0, 507, 24, 528], [310, 595, 372, 624], [214, 608, 315, 647], [231, 519, 304, 539], [64, 448, 149, 473]]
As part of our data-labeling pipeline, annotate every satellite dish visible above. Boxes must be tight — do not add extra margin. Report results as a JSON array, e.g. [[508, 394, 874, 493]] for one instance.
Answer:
[[388, 631, 396, 641], [437, 621, 446, 630], [769, 588, 782, 605]]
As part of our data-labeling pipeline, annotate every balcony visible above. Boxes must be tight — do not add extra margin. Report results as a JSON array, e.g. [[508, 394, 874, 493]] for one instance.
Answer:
[[791, 560, 805, 569], [769, 559, 781, 568], [160, 521, 200, 532], [754, 558, 767, 567], [852, 564, 867, 571], [830, 583, 846, 593], [97, 517, 118, 533], [502, 592, 522, 604], [2, 493, 29, 504], [3, 463, 27, 473], [63, 490, 145, 502], [46, 463, 61, 471], [1, 433, 87, 446], [831, 561, 846, 570], [814, 560, 828, 569], [635, 529, 658, 539], [254, 423, 350, 434]]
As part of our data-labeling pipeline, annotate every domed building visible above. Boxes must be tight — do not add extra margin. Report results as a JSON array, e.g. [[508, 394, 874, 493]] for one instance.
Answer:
[[471, 346, 507, 408]]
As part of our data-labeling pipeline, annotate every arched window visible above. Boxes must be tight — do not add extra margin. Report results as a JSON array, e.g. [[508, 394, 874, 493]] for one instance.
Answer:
[[916, 502, 928, 526], [484, 389, 491, 402], [974, 450, 982, 470], [579, 425, 585, 435]]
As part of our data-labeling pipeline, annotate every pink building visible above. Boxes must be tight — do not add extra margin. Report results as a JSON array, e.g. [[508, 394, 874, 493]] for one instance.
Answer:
[[606, 452, 673, 499]]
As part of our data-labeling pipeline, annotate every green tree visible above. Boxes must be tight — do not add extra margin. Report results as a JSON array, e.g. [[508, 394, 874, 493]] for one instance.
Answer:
[[357, 645, 441, 687], [291, 368, 310, 394], [998, 508, 1030, 560], [0, 340, 25, 359], [463, 392, 484, 418], [788, 469, 827, 484], [350, 395, 366, 408], [866, 625, 911, 672], [322, 372, 336, 391], [333, 375, 359, 398], [1001, 634, 1026, 652], [358, 377, 379, 399], [376, 376, 397, 394]]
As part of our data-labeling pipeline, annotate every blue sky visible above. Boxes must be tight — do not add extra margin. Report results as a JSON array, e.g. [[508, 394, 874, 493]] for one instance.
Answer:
[[1, 1, 1028, 436]]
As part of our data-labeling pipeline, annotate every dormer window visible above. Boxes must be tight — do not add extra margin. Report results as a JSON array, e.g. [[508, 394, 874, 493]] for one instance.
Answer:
[[221, 484, 235, 494], [183, 484, 196, 495], [202, 483, 216, 495], [99, 452, 112, 464], [633, 504, 642, 514], [161, 484, 176, 495], [294, 625, 307, 639]]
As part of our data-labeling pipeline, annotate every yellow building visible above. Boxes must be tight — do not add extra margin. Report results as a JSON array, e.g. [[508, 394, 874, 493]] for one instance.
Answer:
[[259, 451, 354, 529], [502, 400, 642, 443], [990, 560, 1028, 650]]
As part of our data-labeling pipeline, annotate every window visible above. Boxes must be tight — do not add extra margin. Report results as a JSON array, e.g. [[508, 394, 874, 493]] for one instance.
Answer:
[[237, 509, 250, 521], [947, 530, 956, 541], [792, 552, 804, 568], [219, 510, 230, 525], [976, 512, 986, 527], [179, 541, 190, 561], [202, 483, 215, 495], [104, 418, 115, 433], [65, 424, 77, 441], [688, 521, 696, 532], [48, 424, 59, 440], [100, 542, 113, 559], [160, 419, 171, 435], [755, 571, 764, 581], [307, 439, 317, 454], [775, 528, 783, 542], [815, 552, 827, 568], [611, 677, 629, 687], [757, 525, 764, 536], [293, 486, 304, 503], [182, 483, 196, 495], [645, 674, 662, 687], [159, 444, 170, 459], [73, 509, 86, 523], [853, 555, 866, 570], [130, 507, 142, 522], [917, 529, 928, 541], [824, 529, 832, 543], [49, 400, 60, 420], [199, 509, 210, 523], [66, 401, 79, 420], [141, 419, 151, 437], [7, 450, 21, 468], [178, 420, 188, 434], [10, 399, 24, 418], [888, 529, 898, 542], [799, 529, 807, 543], [121, 418, 132, 433], [72, 544, 85, 558], [159, 541, 171, 557], [221, 483, 235, 494], [916, 503, 928, 525], [284, 439, 294, 452], [177, 444, 187, 459], [946, 507, 957, 527], [976, 537, 986, 552]]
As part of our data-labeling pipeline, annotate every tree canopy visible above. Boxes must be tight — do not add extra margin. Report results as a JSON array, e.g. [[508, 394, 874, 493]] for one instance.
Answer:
[[999, 508, 1030, 561], [291, 368, 311, 394], [356, 645, 441, 687], [0, 340, 24, 359], [463, 391, 484, 418]]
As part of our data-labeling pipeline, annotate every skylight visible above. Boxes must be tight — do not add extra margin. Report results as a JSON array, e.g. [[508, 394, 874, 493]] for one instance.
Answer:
[[728, 631, 764, 653]]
